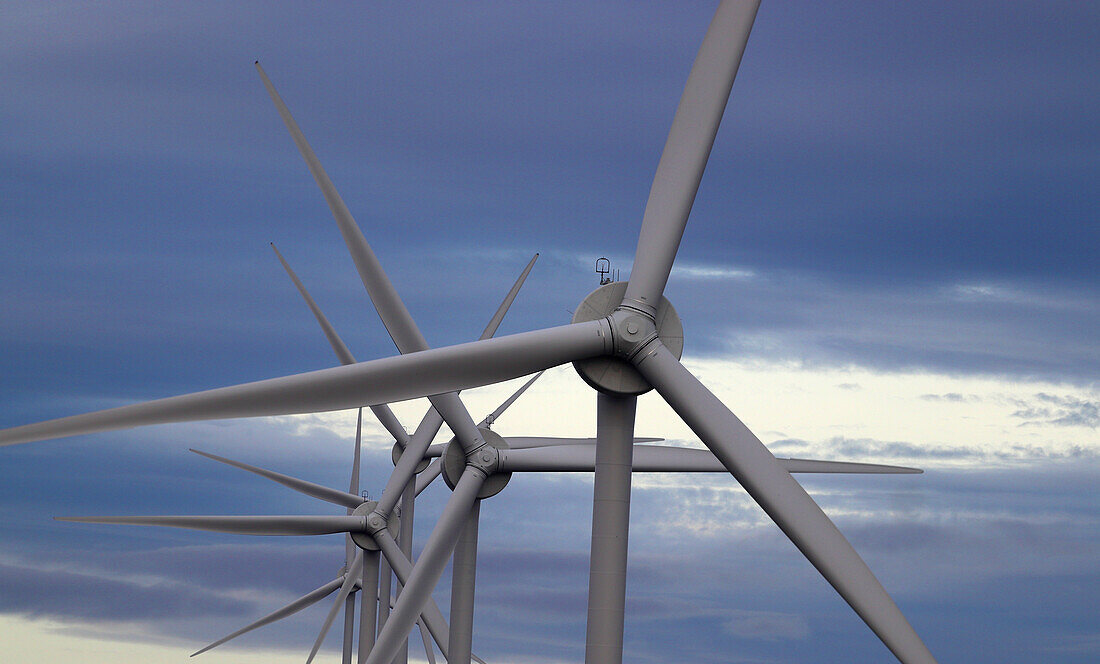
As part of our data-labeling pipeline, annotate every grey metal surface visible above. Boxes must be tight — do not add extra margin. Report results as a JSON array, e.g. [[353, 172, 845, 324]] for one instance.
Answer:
[[584, 394, 637, 664], [271, 243, 409, 447], [343, 592, 356, 664], [374, 530, 456, 660], [257, 62, 429, 356], [414, 459, 443, 497], [477, 370, 544, 429], [425, 435, 662, 459], [366, 469, 487, 664], [478, 252, 539, 340], [377, 554, 392, 653], [441, 429, 511, 498], [448, 500, 481, 664], [191, 576, 343, 656], [359, 550, 380, 664], [395, 479, 417, 664], [621, 0, 760, 315], [307, 551, 364, 664], [572, 282, 683, 395], [56, 514, 365, 536], [498, 444, 922, 474], [634, 339, 935, 663], [190, 449, 364, 509], [376, 408, 445, 519], [0, 319, 611, 447]]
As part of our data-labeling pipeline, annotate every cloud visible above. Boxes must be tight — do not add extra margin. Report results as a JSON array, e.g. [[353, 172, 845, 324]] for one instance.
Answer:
[[1011, 393, 1100, 428]]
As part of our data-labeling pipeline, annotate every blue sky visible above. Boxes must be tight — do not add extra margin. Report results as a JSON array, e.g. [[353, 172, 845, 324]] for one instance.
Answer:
[[1, 2, 1098, 663]]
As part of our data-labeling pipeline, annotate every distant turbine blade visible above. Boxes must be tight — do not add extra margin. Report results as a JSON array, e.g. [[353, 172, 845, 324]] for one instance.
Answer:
[[349, 409, 363, 500], [375, 252, 545, 516], [622, 0, 760, 312], [416, 617, 437, 664], [256, 62, 427, 355], [0, 319, 610, 448], [414, 459, 443, 497], [347, 409, 364, 565], [271, 242, 357, 365], [374, 529, 455, 660], [779, 458, 922, 474], [271, 243, 409, 447], [374, 409, 445, 519], [191, 577, 344, 656], [633, 341, 936, 663], [366, 470, 487, 664], [477, 370, 544, 428], [56, 515, 364, 536], [190, 449, 363, 509], [478, 252, 539, 340], [498, 444, 923, 474], [307, 550, 364, 664], [425, 436, 662, 458]]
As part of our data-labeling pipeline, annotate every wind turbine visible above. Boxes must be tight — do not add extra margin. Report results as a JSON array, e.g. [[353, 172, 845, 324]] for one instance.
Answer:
[[1, 2, 937, 662]]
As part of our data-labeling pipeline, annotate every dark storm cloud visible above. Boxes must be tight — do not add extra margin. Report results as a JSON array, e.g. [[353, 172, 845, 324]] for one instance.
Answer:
[[0, 558, 248, 621]]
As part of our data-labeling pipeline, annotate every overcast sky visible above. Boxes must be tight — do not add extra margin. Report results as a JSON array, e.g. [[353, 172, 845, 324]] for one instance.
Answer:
[[1, 2, 1098, 663]]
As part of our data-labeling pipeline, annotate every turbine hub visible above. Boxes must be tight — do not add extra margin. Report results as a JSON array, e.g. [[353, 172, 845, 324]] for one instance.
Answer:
[[351, 500, 400, 551], [441, 427, 512, 498], [571, 281, 683, 396]]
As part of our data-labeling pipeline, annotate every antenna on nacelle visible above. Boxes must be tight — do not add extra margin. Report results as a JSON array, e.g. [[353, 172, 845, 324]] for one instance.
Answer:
[[596, 257, 616, 285]]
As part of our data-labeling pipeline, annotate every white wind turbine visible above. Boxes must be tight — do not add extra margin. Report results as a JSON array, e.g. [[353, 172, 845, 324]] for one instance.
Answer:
[[1, 2, 938, 662]]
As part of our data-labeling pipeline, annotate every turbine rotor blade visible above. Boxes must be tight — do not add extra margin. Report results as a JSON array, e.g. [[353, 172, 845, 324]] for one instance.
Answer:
[[478, 252, 538, 340], [366, 469, 487, 664], [414, 459, 443, 497], [256, 62, 427, 355], [191, 577, 344, 656], [0, 320, 611, 448], [372, 249, 558, 518], [271, 242, 357, 365], [349, 409, 362, 500], [622, 0, 760, 312], [633, 341, 935, 663], [780, 458, 922, 474], [56, 515, 364, 536], [190, 449, 363, 509], [306, 550, 364, 664], [374, 529, 455, 660], [271, 243, 409, 447], [374, 408, 446, 519], [498, 444, 922, 474], [416, 617, 437, 664], [425, 436, 662, 458], [477, 370, 544, 429]]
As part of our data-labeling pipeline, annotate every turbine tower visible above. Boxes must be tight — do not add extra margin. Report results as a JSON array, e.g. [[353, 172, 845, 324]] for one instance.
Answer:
[[1, 2, 937, 662]]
